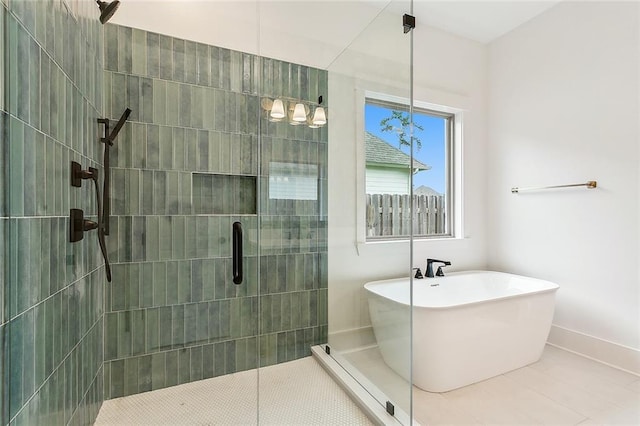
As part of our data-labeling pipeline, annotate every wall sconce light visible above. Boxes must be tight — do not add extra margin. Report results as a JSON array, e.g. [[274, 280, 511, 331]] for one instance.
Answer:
[[270, 99, 286, 120], [262, 96, 327, 129]]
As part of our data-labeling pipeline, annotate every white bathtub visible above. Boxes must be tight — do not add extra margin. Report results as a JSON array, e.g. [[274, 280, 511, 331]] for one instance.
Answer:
[[365, 270, 559, 392]]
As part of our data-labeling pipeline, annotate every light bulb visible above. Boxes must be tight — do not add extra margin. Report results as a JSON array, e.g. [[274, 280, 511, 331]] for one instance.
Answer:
[[312, 106, 326, 126], [292, 103, 307, 122], [270, 99, 285, 119]]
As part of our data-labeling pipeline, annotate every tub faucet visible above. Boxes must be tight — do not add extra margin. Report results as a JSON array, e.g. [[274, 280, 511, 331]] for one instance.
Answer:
[[426, 259, 451, 278]]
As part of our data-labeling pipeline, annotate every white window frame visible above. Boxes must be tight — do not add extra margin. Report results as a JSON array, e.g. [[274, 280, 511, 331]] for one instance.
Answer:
[[356, 90, 464, 245]]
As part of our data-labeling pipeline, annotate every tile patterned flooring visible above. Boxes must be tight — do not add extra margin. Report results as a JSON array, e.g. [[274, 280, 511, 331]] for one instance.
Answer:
[[96, 345, 639, 425], [95, 357, 373, 425], [343, 344, 640, 425]]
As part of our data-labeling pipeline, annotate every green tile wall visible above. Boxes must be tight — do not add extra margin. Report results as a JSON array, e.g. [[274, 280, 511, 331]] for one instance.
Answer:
[[2, 1, 105, 425], [102, 25, 328, 399]]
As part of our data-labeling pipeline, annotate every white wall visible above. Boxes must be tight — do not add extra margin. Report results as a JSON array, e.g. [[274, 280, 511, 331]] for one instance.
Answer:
[[327, 11, 488, 344], [487, 1, 640, 356]]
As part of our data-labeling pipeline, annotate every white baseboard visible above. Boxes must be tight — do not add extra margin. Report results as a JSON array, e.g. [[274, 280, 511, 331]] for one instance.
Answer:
[[328, 326, 376, 353], [548, 325, 640, 376]]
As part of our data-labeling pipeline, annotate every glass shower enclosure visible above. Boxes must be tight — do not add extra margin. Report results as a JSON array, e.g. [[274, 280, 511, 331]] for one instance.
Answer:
[[0, 0, 416, 424]]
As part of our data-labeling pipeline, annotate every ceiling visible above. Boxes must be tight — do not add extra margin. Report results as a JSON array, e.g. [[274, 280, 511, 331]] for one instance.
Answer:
[[111, 0, 561, 69]]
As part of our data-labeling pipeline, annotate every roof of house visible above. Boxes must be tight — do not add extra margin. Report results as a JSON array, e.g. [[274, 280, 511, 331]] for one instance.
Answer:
[[365, 132, 430, 171], [414, 185, 442, 196]]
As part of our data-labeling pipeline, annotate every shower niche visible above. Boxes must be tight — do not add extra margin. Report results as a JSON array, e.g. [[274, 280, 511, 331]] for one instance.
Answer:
[[193, 174, 257, 215]]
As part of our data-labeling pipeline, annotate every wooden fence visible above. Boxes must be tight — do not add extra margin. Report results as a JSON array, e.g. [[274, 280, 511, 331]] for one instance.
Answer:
[[366, 194, 446, 237]]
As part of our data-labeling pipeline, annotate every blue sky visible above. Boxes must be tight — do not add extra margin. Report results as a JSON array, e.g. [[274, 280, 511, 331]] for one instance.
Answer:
[[365, 104, 446, 194]]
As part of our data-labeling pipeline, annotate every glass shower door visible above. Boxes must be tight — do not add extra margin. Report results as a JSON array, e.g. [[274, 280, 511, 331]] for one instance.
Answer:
[[326, 0, 415, 423]]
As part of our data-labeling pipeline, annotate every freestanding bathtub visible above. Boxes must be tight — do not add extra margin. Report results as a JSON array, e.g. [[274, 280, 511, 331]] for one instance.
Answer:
[[365, 270, 559, 392]]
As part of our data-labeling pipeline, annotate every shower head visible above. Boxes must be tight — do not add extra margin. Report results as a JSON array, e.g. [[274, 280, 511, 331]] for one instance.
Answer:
[[96, 0, 120, 24], [105, 108, 132, 145]]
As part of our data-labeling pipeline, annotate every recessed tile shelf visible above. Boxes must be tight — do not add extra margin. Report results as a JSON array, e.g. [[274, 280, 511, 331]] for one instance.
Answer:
[[193, 173, 257, 215]]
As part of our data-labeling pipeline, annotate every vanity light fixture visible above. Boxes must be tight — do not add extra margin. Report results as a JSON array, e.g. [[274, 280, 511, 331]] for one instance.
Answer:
[[263, 96, 327, 128]]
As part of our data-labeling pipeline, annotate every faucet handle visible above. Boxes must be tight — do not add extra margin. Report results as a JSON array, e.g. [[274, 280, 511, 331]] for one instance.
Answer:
[[413, 268, 424, 279], [436, 265, 449, 276]]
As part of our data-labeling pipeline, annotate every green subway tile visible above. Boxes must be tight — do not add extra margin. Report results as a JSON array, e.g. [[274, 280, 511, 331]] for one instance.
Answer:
[[290, 292, 302, 329], [105, 25, 119, 71], [124, 357, 139, 396], [171, 305, 184, 347], [158, 306, 172, 350], [141, 77, 153, 123], [235, 338, 246, 372], [197, 130, 209, 171], [225, 340, 236, 374], [178, 84, 191, 128], [172, 127, 185, 169], [138, 355, 152, 392], [191, 260, 203, 302], [225, 92, 237, 133], [152, 261, 167, 307], [110, 360, 125, 398], [141, 170, 154, 215], [196, 302, 208, 343], [16, 22, 30, 122], [195, 216, 208, 258], [165, 350, 178, 387], [131, 216, 146, 261], [202, 344, 215, 379], [131, 122, 147, 168], [152, 79, 166, 125], [183, 303, 197, 345], [171, 214, 185, 259], [23, 125, 35, 216], [111, 265, 126, 311], [191, 86, 204, 129], [213, 342, 225, 376], [184, 40, 197, 84], [151, 352, 165, 390], [158, 125, 172, 170], [105, 313, 118, 361], [203, 88, 216, 131], [117, 311, 132, 358], [9, 118, 24, 216], [220, 48, 231, 91], [196, 43, 210, 86], [147, 307, 159, 352], [34, 132, 46, 215], [177, 349, 190, 384], [165, 260, 178, 304], [153, 172, 167, 216], [127, 263, 141, 309], [210, 46, 220, 88], [230, 298, 241, 339], [180, 173, 192, 216], [219, 300, 230, 339], [8, 316, 24, 418], [165, 82, 179, 127], [126, 75, 141, 122], [159, 34, 172, 80], [147, 32, 160, 78], [207, 131, 221, 172], [29, 38, 41, 130], [131, 309, 147, 355], [131, 28, 147, 76], [208, 301, 220, 341], [140, 263, 154, 307], [202, 259, 215, 301], [172, 38, 185, 82], [144, 124, 159, 171], [22, 308, 35, 403], [177, 260, 191, 304], [213, 89, 225, 131], [118, 26, 133, 73]]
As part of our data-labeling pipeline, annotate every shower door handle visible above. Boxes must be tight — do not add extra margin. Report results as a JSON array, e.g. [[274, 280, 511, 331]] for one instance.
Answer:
[[232, 222, 243, 285]]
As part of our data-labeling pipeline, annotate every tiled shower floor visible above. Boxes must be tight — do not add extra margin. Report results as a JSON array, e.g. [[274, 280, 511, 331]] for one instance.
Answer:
[[95, 356, 373, 425]]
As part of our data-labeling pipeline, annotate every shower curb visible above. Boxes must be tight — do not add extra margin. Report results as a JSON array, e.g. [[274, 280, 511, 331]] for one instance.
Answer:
[[311, 345, 404, 426]]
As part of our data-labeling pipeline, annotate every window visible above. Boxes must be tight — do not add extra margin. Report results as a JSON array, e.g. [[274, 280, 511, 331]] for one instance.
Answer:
[[364, 97, 455, 240]]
